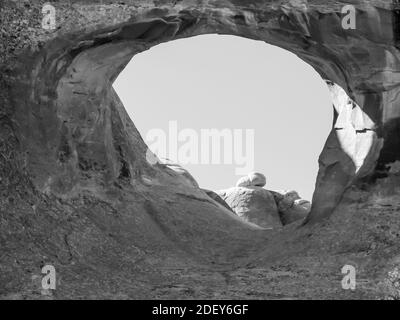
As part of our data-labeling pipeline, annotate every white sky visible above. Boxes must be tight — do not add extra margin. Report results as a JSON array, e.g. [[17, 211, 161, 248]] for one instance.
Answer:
[[113, 35, 332, 200]]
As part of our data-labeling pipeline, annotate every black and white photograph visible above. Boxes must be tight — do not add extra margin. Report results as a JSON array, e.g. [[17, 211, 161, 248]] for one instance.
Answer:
[[1, 0, 400, 306]]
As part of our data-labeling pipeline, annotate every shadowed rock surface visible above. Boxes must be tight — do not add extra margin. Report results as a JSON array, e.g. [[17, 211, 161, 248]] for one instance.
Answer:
[[202, 189, 234, 213], [271, 190, 311, 225], [1, 0, 400, 299]]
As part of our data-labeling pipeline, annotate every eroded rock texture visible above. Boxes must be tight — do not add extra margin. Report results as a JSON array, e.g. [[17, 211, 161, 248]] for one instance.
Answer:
[[271, 190, 311, 225], [218, 186, 282, 229], [1, 0, 400, 299]]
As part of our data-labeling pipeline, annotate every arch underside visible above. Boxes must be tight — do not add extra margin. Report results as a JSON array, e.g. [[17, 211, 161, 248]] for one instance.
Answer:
[[2, 0, 400, 299]]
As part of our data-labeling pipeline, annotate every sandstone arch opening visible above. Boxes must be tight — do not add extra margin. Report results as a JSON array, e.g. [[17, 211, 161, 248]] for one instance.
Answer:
[[4, 1, 399, 299], [113, 34, 333, 228], [7, 8, 381, 229], [6, 10, 381, 239]]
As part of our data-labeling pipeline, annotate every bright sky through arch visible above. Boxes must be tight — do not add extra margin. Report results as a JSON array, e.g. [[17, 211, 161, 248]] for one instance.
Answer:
[[113, 34, 332, 200]]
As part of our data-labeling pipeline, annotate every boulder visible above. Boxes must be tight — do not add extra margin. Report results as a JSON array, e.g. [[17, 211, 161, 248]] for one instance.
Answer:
[[236, 172, 266, 188], [272, 190, 310, 225], [276, 190, 301, 213], [217, 186, 281, 229]]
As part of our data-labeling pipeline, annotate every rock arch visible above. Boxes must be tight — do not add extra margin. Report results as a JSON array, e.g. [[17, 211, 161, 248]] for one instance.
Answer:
[[1, 0, 400, 299], [3, 1, 392, 221]]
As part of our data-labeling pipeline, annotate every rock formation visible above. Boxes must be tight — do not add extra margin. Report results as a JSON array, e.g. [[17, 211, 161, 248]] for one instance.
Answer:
[[271, 190, 311, 225], [159, 158, 200, 188], [202, 189, 234, 213], [220, 176, 310, 227], [218, 186, 282, 229], [1, 0, 400, 299], [236, 172, 266, 188]]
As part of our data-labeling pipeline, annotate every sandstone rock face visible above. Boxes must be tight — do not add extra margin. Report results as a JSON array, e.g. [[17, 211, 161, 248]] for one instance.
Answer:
[[272, 190, 310, 225], [2, 0, 400, 299], [160, 158, 199, 188], [306, 81, 383, 223], [236, 172, 266, 188], [218, 187, 281, 229], [202, 189, 234, 212], [276, 190, 301, 212], [294, 199, 312, 212], [281, 201, 311, 226]]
